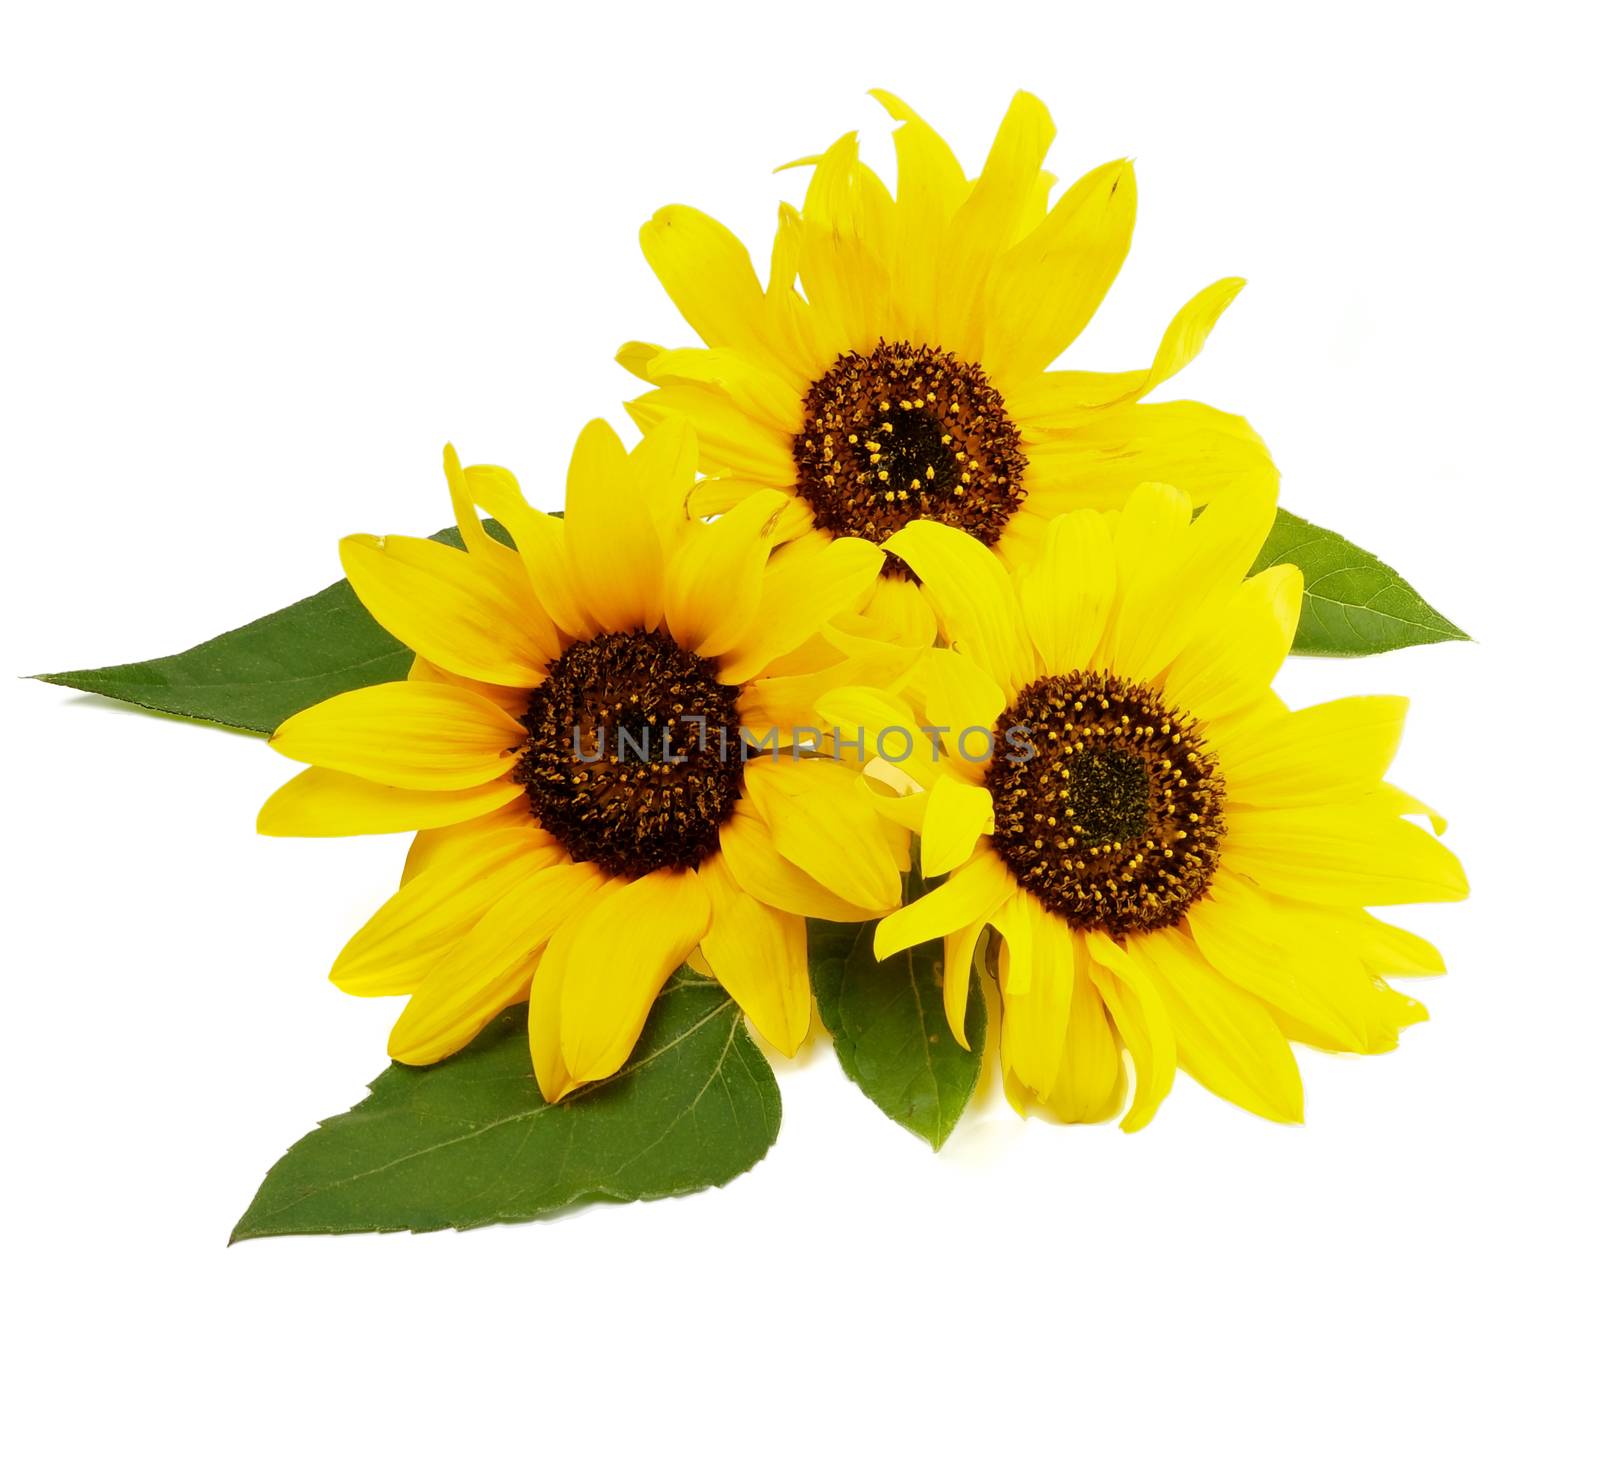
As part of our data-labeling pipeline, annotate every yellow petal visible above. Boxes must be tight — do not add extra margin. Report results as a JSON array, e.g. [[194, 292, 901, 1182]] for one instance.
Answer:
[[405, 652, 526, 716], [341, 533, 547, 687], [1007, 278, 1247, 425], [1148, 280, 1249, 390], [1379, 782, 1448, 835], [738, 634, 917, 749], [698, 853, 811, 1056], [861, 771, 929, 831], [269, 681, 523, 790], [441, 443, 497, 558], [641, 204, 768, 354], [1145, 280, 1254, 395], [686, 481, 815, 547], [1041, 955, 1127, 1124], [257, 767, 521, 837], [526, 902, 586, 1102], [626, 414, 702, 550], [1221, 695, 1410, 809], [628, 385, 796, 487], [389, 861, 610, 1065], [1184, 871, 1369, 1051], [642, 347, 802, 434], [717, 802, 880, 923], [814, 685, 939, 789], [991, 887, 1035, 998], [1109, 480, 1192, 579], [563, 418, 665, 632], [879, 801, 913, 873], [1080, 932, 1178, 1130], [617, 338, 666, 382], [1016, 508, 1116, 675], [1132, 929, 1304, 1124], [860, 575, 940, 649], [1358, 913, 1446, 978], [453, 463, 596, 642], [742, 758, 903, 914], [942, 913, 987, 1048], [997, 893, 1075, 1096], [1215, 890, 1429, 1055], [1022, 400, 1278, 514], [1225, 804, 1469, 906], [871, 91, 965, 344], [757, 203, 833, 380], [907, 647, 1006, 783], [399, 799, 531, 885], [1267, 984, 1427, 1058], [443, 457, 564, 657], [920, 774, 995, 876], [1100, 484, 1276, 682], [402, 961, 534, 1070], [333, 820, 556, 997], [871, 90, 964, 207], [663, 488, 787, 656], [789, 132, 894, 350], [875, 844, 1015, 960], [557, 868, 712, 1086], [1162, 566, 1302, 719], [719, 534, 886, 684], [883, 520, 1036, 697], [939, 91, 1056, 355], [983, 158, 1135, 378]]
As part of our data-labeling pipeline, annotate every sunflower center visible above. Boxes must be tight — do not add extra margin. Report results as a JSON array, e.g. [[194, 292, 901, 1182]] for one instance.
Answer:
[[986, 670, 1226, 934], [514, 630, 743, 878], [793, 340, 1027, 575]]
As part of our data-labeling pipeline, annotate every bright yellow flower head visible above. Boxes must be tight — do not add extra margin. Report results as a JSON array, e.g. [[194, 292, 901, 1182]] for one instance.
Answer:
[[258, 418, 910, 1101], [622, 89, 1276, 643], [823, 486, 1467, 1128]]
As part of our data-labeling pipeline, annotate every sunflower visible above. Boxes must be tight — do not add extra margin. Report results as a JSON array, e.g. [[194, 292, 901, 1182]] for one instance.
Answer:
[[257, 418, 911, 1101], [620, 89, 1276, 643], [818, 487, 1467, 1127]]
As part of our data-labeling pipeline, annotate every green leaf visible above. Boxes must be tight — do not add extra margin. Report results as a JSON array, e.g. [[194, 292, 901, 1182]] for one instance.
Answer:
[[231, 968, 779, 1241], [37, 573, 409, 734], [1253, 507, 1469, 655], [810, 909, 986, 1151], [34, 524, 485, 734]]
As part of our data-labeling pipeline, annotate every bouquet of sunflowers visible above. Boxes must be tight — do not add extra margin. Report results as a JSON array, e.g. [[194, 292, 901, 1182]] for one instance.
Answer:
[[43, 91, 1467, 1239]]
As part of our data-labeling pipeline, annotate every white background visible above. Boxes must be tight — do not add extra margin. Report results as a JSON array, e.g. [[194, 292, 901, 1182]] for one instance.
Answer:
[[4, 2, 1595, 1473]]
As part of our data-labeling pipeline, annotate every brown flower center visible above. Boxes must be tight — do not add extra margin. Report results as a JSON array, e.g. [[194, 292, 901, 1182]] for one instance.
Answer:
[[986, 670, 1226, 933], [514, 630, 743, 877], [792, 340, 1027, 575]]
